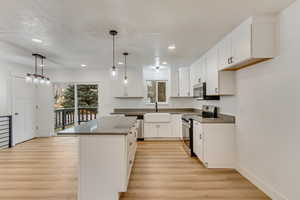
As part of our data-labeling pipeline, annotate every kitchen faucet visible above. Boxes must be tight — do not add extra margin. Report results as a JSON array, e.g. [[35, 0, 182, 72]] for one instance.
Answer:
[[155, 102, 158, 112]]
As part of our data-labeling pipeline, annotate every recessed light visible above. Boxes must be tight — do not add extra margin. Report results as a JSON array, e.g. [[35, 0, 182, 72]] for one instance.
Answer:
[[168, 45, 176, 50], [81, 64, 87, 67], [32, 38, 43, 43], [162, 61, 167, 65], [118, 62, 124, 65]]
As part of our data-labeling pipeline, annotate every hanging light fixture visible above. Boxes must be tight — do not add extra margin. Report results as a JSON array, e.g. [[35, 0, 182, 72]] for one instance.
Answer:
[[109, 30, 118, 77], [26, 54, 51, 85], [123, 52, 129, 84]]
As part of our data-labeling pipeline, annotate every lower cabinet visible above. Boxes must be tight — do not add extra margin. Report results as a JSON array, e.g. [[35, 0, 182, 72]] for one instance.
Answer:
[[144, 123, 172, 138], [171, 114, 182, 138], [193, 121, 236, 168]]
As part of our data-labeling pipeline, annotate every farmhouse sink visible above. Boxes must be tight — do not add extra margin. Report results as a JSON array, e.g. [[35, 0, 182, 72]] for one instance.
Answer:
[[144, 113, 171, 123]]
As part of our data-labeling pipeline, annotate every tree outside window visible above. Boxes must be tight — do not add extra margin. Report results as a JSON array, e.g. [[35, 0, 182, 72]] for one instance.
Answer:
[[146, 80, 167, 104]]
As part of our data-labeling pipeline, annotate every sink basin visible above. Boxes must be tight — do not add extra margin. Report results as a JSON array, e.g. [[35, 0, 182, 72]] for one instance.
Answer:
[[144, 113, 171, 123]]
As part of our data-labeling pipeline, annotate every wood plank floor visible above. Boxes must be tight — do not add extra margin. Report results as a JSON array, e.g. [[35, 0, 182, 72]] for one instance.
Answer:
[[0, 137, 270, 200]]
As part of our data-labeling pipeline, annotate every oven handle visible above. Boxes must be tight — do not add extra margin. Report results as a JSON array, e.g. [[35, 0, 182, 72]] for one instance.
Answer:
[[182, 120, 191, 129]]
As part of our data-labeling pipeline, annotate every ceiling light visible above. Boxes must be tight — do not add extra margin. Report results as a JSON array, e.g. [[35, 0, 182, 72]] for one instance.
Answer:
[[168, 45, 176, 50], [109, 30, 118, 77], [81, 64, 87, 67], [118, 62, 124, 65], [123, 52, 129, 85], [32, 38, 43, 43], [162, 61, 167, 65], [26, 54, 51, 86]]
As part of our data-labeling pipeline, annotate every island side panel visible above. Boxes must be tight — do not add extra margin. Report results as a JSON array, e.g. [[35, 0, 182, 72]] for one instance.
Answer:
[[79, 135, 127, 200]]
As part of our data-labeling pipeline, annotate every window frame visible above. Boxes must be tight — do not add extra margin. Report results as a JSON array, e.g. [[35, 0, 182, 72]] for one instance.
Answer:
[[146, 80, 168, 105]]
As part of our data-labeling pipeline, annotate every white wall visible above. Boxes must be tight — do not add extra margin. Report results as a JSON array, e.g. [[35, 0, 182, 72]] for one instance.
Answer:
[[48, 65, 193, 115], [235, 2, 300, 199], [192, 1, 300, 199]]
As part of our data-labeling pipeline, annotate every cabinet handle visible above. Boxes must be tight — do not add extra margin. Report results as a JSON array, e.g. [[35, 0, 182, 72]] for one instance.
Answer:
[[199, 134, 202, 140], [129, 142, 133, 146], [215, 88, 218, 94], [129, 160, 133, 165]]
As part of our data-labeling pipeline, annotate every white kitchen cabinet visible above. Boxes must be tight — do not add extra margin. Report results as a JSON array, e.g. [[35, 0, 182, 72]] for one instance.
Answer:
[[178, 67, 191, 97], [171, 114, 182, 138], [157, 124, 172, 138], [218, 16, 276, 71], [193, 121, 204, 162], [193, 121, 236, 168], [231, 18, 252, 65], [144, 123, 172, 138], [218, 34, 232, 71], [144, 123, 158, 138], [204, 46, 235, 96], [205, 47, 219, 96]]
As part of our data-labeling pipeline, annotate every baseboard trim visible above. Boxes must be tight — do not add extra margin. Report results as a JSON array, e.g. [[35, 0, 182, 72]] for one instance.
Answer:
[[237, 167, 288, 200]]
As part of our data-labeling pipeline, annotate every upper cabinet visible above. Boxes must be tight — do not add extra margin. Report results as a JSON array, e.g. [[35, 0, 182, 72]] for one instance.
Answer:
[[218, 16, 276, 71], [178, 67, 191, 97], [189, 15, 276, 97], [205, 47, 219, 95]]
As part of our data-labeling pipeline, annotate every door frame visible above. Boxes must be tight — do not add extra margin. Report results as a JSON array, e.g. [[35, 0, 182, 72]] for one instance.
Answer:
[[53, 81, 100, 127], [10, 75, 37, 146]]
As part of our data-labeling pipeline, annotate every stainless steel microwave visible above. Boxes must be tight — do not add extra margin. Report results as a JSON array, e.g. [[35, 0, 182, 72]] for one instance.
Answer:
[[193, 82, 220, 100]]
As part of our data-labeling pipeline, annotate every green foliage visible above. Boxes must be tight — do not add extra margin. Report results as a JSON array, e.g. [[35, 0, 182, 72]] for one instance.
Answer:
[[61, 85, 98, 108]]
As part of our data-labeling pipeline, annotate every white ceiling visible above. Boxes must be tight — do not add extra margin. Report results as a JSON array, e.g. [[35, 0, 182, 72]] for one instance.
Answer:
[[0, 0, 295, 70]]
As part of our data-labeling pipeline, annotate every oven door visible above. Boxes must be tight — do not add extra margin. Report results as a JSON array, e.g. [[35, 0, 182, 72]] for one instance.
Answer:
[[182, 118, 191, 148]]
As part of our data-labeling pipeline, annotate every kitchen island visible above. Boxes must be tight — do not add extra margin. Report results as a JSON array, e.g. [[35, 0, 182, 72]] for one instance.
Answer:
[[58, 116, 138, 200]]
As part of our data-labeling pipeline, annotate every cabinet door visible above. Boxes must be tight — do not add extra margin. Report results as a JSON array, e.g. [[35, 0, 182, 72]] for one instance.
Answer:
[[199, 57, 207, 83], [157, 124, 172, 137], [218, 35, 232, 71], [194, 121, 204, 162], [205, 47, 219, 95], [231, 18, 252, 64], [144, 123, 157, 138], [178, 67, 191, 96], [171, 115, 182, 138], [193, 121, 199, 156]]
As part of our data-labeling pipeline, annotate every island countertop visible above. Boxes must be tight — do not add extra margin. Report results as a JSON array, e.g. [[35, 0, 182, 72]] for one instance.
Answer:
[[58, 116, 137, 136]]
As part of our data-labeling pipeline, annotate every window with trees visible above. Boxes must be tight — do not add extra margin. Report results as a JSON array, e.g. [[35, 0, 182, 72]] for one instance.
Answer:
[[53, 83, 99, 130], [146, 80, 167, 104]]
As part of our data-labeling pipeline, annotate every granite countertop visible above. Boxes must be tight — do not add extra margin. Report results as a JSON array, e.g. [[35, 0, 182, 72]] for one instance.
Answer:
[[182, 114, 235, 124], [112, 108, 200, 116], [58, 116, 137, 136], [112, 108, 235, 124]]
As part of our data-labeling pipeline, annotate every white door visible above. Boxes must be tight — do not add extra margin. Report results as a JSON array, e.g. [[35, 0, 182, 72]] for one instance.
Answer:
[[231, 18, 252, 64], [205, 47, 219, 95], [12, 77, 36, 144]]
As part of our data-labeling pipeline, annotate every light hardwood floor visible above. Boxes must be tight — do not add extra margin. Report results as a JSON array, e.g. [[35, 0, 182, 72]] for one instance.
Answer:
[[0, 137, 270, 200]]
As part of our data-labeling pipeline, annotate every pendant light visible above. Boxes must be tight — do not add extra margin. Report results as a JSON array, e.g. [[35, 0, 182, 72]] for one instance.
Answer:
[[26, 54, 51, 85], [109, 30, 118, 77], [123, 52, 129, 84]]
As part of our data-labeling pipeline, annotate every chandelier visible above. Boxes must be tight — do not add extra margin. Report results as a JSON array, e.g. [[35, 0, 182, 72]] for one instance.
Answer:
[[26, 53, 50, 85]]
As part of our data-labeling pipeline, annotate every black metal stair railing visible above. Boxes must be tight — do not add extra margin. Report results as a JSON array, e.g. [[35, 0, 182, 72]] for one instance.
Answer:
[[0, 115, 12, 149]]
